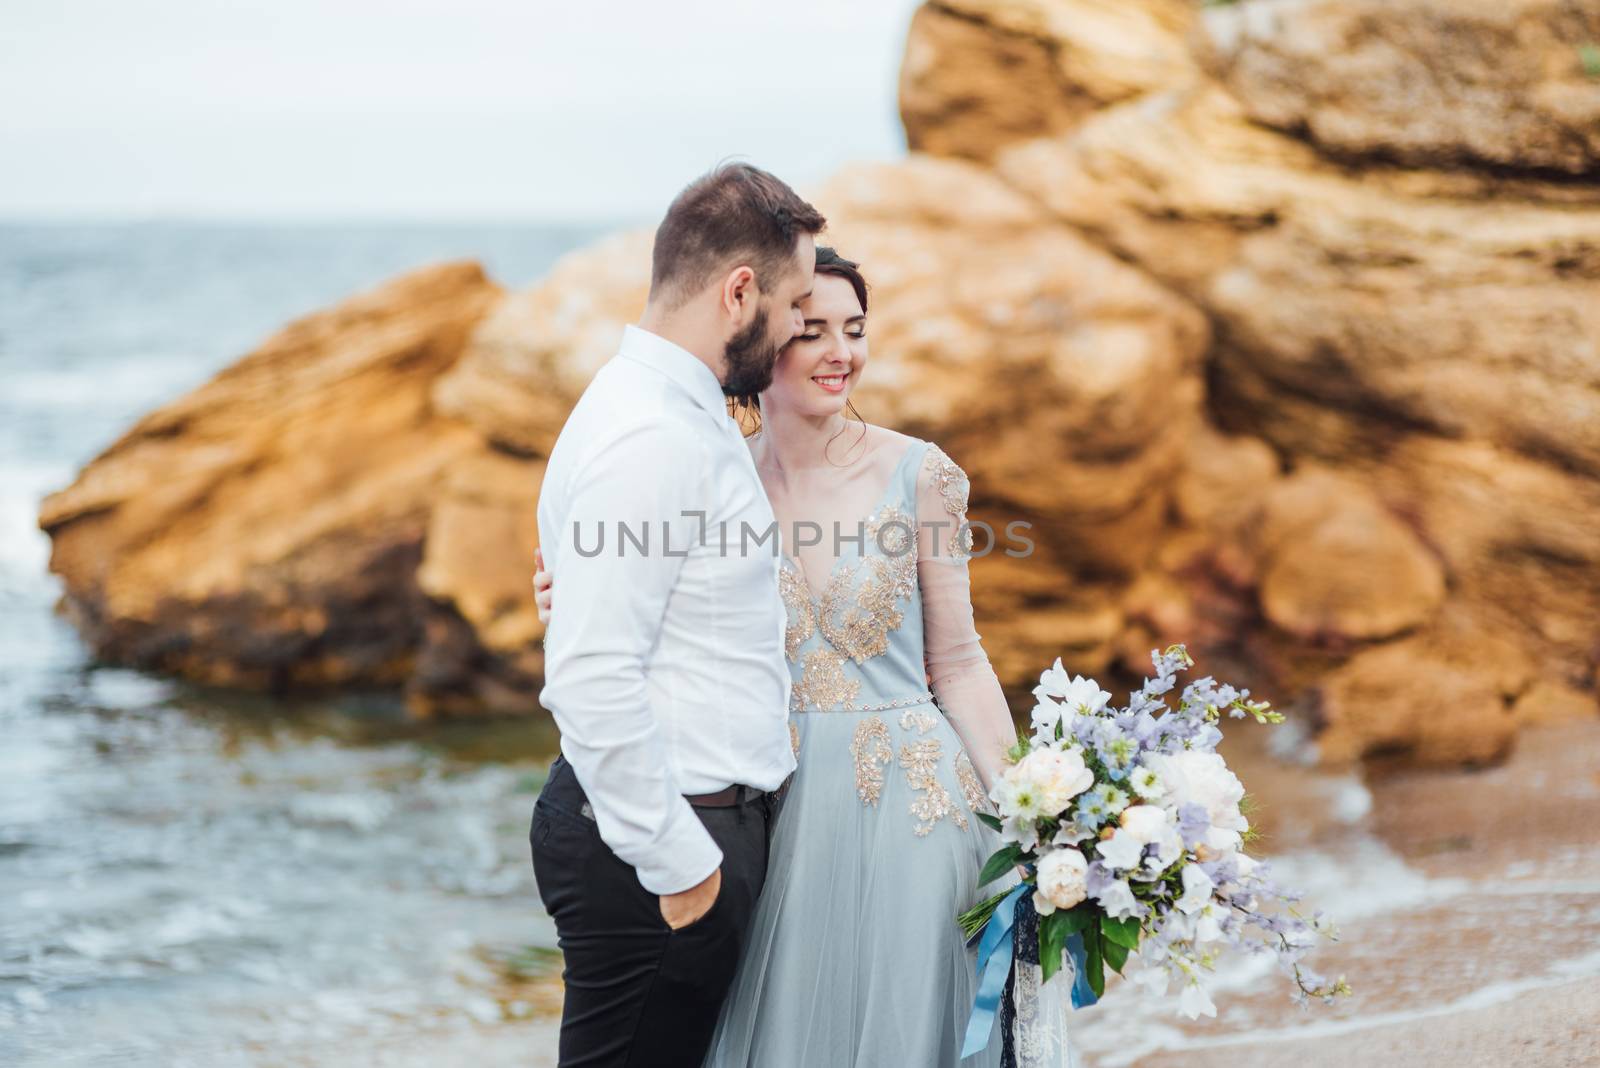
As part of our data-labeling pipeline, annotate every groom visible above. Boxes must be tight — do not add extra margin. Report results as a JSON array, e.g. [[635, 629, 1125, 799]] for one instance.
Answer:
[[531, 163, 825, 1067]]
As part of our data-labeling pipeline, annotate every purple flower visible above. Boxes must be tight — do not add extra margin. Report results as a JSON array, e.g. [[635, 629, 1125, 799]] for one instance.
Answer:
[[1177, 802, 1211, 849]]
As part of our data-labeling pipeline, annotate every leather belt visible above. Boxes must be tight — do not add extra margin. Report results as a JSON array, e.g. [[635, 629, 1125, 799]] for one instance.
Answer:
[[686, 782, 775, 807], [572, 773, 794, 820]]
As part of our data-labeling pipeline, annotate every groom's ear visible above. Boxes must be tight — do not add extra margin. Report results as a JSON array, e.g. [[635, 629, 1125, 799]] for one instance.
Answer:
[[720, 264, 759, 323]]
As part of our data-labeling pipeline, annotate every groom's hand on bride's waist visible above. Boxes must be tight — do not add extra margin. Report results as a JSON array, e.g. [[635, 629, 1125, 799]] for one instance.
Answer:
[[660, 866, 722, 930]]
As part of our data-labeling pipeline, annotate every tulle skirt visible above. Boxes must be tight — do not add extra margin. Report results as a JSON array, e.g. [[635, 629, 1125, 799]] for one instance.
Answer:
[[704, 702, 1007, 1067]]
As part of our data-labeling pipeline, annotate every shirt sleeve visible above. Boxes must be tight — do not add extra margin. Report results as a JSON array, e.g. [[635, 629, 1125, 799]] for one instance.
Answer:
[[538, 418, 722, 895], [916, 442, 1018, 792]]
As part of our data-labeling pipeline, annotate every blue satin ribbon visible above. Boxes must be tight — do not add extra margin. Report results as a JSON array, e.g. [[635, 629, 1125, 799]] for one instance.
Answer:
[[1065, 930, 1099, 1009], [958, 882, 1027, 1058]]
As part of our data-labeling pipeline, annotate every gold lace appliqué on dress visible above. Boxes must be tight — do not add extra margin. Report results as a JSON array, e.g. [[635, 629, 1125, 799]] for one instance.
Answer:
[[955, 751, 989, 815], [851, 717, 893, 805], [791, 647, 861, 711], [816, 504, 919, 663], [923, 444, 976, 559], [778, 565, 816, 662], [783, 503, 919, 711], [899, 737, 968, 836]]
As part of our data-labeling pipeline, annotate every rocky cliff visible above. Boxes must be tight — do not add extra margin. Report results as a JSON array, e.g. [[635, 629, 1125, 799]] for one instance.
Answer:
[[41, 0, 1600, 764]]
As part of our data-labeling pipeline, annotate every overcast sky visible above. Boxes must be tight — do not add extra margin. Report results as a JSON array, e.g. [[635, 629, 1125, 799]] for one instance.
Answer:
[[1, 0, 922, 223]]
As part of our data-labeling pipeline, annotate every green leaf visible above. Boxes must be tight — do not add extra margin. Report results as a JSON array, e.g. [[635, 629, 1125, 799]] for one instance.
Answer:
[[1101, 915, 1141, 949], [974, 811, 1003, 833], [1084, 917, 1106, 998], [1101, 933, 1131, 974], [1039, 910, 1068, 984], [977, 844, 1023, 887], [1057, 903, 1095, 936]]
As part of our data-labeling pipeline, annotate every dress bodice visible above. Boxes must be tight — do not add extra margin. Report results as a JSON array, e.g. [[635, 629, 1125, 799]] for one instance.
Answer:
[[778, 439, 949, 713]]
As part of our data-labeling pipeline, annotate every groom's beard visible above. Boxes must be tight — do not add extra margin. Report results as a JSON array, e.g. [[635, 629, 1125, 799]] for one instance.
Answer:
[[721, 307, 780, 397]]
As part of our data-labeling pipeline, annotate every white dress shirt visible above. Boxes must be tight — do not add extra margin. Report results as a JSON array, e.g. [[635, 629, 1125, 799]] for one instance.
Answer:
[[536, 324, 794, 895]]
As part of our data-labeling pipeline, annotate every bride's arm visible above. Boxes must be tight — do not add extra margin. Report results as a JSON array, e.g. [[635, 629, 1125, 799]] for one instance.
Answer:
[[916, 442, 1018, 792]]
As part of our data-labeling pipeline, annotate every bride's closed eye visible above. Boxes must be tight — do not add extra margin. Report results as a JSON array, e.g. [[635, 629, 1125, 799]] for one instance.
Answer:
[[798, 328, 866, 342]]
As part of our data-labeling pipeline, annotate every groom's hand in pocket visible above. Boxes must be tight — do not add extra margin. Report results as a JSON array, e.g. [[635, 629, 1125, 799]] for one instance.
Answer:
[[660, 867, 721, 930]]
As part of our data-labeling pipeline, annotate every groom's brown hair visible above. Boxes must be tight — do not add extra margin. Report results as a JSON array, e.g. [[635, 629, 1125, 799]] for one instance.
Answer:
[[649, 162, 826, 310]]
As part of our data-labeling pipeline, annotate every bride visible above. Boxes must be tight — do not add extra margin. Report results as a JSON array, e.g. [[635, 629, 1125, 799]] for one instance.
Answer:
[[536, 247, 1022, 1066]]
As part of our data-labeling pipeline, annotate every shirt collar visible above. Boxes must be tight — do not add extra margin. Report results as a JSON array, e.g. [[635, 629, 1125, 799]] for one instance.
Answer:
[[618, 324, 730, 421]]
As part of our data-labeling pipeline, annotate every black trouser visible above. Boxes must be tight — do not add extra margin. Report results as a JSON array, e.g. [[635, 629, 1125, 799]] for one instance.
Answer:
[[530, 755, 776, 1068]]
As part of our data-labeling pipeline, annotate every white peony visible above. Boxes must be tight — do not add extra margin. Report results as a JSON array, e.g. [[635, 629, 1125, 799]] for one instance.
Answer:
[[1032, 847, 1089, 915], [1149, 750, 1249, 855], [1118, 804, 1171, 844], [1009, 746, 1095, 816], [1096, 828, 1145, 871]]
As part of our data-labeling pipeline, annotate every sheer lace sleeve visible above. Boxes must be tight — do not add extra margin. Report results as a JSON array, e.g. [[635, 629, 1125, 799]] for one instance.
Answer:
[[917, 442, 1018, 791]]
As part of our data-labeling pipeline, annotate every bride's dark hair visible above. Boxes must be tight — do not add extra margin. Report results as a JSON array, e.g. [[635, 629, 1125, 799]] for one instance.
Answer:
[[729, 246, 869, 453]]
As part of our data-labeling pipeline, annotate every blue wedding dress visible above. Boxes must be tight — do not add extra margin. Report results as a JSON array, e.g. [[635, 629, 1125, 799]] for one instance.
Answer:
[[704, 432, 1022, 1068]]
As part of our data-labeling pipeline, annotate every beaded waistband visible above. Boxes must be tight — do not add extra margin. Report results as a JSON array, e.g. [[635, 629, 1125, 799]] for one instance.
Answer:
[[791, 690, 935, 714]]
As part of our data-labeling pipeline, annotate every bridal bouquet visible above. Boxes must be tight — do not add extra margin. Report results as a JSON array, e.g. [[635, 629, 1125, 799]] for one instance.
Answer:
[[958, 646, 1347, 1054]]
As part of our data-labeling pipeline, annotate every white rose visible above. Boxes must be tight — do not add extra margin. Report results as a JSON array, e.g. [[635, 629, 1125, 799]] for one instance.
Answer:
[[1118, 804, 1171, 844], [1033, 848, 1089, 914], [1011, 746, 1095, 816]]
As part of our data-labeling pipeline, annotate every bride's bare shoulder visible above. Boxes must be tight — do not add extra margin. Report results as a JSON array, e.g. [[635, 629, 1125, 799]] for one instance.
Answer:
[[860, 423, 920, 456]]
